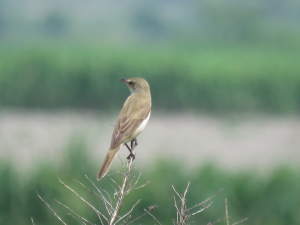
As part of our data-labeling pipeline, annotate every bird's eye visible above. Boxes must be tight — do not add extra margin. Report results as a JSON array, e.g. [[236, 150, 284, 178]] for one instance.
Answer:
[[128, 81, 133, 85]]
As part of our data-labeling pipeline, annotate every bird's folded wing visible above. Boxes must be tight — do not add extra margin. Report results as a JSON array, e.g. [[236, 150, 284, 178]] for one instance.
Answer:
[[110, 93, 151, 149]]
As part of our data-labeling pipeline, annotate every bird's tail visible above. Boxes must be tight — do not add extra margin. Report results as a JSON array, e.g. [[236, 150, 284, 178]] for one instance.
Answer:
[[97, 146, 120, 180]]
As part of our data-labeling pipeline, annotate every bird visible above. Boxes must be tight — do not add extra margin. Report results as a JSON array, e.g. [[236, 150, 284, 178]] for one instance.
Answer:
[[97, 78, 152, 180]]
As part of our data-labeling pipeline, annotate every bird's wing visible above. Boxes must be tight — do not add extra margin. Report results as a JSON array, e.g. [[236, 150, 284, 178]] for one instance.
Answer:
[[110, 93, 151, 149]]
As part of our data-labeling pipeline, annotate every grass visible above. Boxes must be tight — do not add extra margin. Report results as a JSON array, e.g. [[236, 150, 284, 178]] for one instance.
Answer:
[[0, 43, 299, 113], [0, 136, 300, 224]]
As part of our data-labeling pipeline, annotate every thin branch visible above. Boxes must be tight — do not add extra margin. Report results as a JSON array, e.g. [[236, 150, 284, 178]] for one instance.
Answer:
[[98, 187, 113, 209], [56, 176, 108, 222], [225, 199, 229, 225], [207, 217, 227, 225], [232, 218, 248, 225], [115, 199, 141, 224], [172, 185, 182, 199], [183, 182, 190, 198], [67, 212, 88, 225], [186, 222, 194, 225], [117, 153, 126, 175], [107, 170, 122, 179], [134, 180, 150, 190], [86, 174, 114, 210], [172, 183, 225, 225], [132, 167, 148, 189], [110, 177, 121, 194], [190, 201, 213, 216], [108, 181, 118, 199], [75, 177, 114, 216], [127, 205, 159, 225], [74, 179, 104, 204], [31, 217, 36, 225], [173, 196, 180, 222], [88, 184, 114, 217], [144, 209, 162, 225], [55, 200, 96, 225], [188, 188, 224, 211], [36, 191, 68, 225], [180, 182, 190, 224], [127, 212, 148, 224]]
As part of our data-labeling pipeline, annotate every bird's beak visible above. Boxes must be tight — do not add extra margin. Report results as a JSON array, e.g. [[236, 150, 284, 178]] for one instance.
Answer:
[[120, 78, 128, 83]]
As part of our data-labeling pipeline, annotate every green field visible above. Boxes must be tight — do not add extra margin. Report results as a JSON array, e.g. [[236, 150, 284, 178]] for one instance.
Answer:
[[1, 138, 299, 225], [0, 43, 299, 113], [1, 44, 299, 224]]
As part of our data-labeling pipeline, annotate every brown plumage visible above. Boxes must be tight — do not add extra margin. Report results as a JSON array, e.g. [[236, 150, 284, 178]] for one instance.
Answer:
[[97, 78, 151, 180]]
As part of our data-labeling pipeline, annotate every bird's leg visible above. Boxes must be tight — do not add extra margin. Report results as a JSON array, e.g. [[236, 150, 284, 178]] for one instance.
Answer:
[[131, 138, 138, 149], [125, 143, 135, 160], [125, 143, 131, 151], [126, 138, 138, 160]]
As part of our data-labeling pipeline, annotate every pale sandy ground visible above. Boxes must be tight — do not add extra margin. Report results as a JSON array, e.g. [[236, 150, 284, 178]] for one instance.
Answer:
[[0, 110, 299, 173]]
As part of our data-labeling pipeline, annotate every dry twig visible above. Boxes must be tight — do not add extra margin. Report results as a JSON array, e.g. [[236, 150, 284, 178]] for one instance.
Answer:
[[36, 191, 68, 225], [224, 199, 248, 225], [172, 182, 223, 225], [225, 199, 230, 225], [35, 157, 247, 225], [36, 155, 158, 225]]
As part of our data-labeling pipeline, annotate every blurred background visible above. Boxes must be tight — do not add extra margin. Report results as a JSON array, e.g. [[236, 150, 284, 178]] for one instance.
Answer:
[[1, 0, 300, 224]]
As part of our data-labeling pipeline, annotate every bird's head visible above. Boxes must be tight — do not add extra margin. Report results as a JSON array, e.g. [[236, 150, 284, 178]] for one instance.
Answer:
[[120, 78, 150, 94]]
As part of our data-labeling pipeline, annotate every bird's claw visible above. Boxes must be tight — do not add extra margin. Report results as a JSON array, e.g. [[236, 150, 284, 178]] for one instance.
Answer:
[[127, 151, 136, 160]]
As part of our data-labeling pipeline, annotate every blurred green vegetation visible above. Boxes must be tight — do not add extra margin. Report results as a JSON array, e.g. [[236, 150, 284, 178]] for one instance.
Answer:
[[0, 43, 299, 113], [1, 138, 300, 225]]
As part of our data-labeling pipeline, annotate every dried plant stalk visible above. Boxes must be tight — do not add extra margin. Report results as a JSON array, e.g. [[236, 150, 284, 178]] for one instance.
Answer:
[[35, 157, 158, 225]]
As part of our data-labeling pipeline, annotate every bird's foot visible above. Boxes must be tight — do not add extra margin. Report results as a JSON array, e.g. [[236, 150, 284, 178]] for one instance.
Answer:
[[125, 138, 138, 161], [127, 151, 136, 160]]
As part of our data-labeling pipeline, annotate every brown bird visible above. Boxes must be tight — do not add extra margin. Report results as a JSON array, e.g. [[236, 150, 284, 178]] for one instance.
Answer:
[[97, 78, 152, 180]]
